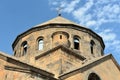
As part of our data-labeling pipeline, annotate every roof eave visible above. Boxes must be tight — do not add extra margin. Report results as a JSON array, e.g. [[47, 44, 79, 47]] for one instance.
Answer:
[[0, 51, 55, 78], [12, 23, 105, 50], [59, 54, 120, 79]]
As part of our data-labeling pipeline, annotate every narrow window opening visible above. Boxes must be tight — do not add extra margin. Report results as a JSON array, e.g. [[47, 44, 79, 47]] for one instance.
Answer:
[[90, 40, 95, 54], [22, 41, 27, 55], [38, 39, 43, 50], [60, 35, 62, 39], [74, 37, 79, 50]]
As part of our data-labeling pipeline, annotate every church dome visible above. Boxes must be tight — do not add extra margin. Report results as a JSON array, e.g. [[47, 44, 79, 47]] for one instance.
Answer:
[[12, 16, 105, 60]]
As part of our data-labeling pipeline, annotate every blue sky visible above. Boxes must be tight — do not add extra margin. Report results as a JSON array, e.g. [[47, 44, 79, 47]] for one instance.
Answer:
[[0, 0, 120, 64]]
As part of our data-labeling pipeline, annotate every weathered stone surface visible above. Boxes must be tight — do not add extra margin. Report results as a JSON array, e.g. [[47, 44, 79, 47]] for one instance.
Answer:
[[62, 55, 120, 80], [0, 16, 119, 80]]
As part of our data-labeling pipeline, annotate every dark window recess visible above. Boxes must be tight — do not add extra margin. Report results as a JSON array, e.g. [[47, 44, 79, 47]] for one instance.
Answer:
[[90, 40, 95, 54], [88, 73, 101, 80], [90, 45, 93, 54], [74, 42, 79, 49], [74, 38, 79, 50], [22, 41, 27, 55], [23, 46, 27, 55], [60, 35, 62, 39]]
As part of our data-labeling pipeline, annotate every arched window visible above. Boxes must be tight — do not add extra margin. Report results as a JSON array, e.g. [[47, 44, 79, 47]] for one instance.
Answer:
[[38, 38, 44, 50], [88, 73, 101, 80], [74, 37, 80, 50], [22, 41, 28, 55], [90, 40, 95, 54]]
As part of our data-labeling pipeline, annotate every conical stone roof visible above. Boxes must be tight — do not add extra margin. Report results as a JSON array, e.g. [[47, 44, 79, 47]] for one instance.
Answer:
[[12, 16, 105, 50], [34, 16, 80, 27]]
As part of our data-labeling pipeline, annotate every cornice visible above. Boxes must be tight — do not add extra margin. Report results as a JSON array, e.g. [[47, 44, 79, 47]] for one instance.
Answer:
[[12, 24, 105, 51]]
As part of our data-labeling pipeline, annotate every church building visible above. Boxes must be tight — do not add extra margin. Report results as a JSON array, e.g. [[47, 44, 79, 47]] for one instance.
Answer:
[[0, 15, 120, 80]]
